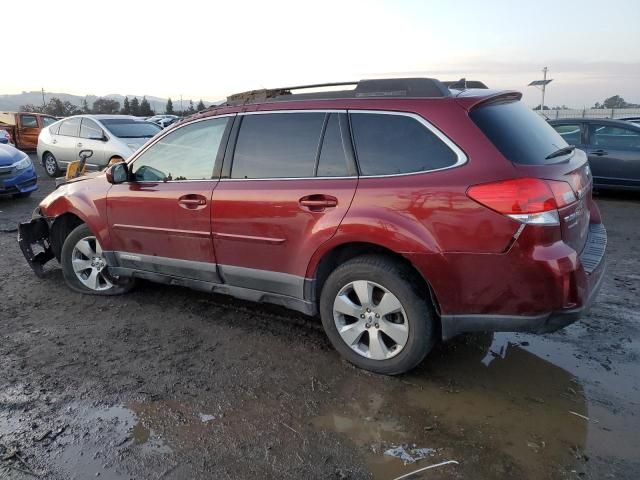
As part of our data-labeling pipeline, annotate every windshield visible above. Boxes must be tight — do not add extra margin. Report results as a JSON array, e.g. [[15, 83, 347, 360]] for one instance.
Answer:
[[470, 100, 570, 165], [100, 119, 161, 138]]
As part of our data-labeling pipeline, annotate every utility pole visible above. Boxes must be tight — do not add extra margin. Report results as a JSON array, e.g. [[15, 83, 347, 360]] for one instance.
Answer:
[[541, 67, 548, 112], [528, 67, 553, 114], [180, 95, 183, 116], [41, 88, 46, 109]]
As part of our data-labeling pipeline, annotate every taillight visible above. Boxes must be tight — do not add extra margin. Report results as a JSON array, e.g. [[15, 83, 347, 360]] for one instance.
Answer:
[[546, 180, 577, 208], [467, 177, 576, 226]]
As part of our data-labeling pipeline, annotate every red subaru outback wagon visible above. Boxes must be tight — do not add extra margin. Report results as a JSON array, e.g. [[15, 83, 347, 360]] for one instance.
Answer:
[[19, 78, 606, 375]]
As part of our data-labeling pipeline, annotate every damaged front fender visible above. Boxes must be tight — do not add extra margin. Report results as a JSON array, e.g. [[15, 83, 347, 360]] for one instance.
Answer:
[[18, 217, 55, 278]]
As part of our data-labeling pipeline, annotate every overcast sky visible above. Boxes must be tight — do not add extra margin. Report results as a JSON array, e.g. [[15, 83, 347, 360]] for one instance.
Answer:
[[4, 0, 640, 107]]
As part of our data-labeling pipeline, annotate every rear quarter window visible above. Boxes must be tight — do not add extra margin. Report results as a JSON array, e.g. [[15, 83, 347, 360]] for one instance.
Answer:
[[552, 124, 582, 145], [350, 113, 458, 176], [470, 101, 570, 165]]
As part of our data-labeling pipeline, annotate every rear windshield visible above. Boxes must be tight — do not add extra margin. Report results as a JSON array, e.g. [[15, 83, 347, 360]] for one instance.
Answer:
[[470, 100, 570, 164], [100, 119, 161, 138]]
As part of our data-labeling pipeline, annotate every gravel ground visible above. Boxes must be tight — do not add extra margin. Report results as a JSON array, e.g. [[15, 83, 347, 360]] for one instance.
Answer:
[[0, 155, 638, 479]]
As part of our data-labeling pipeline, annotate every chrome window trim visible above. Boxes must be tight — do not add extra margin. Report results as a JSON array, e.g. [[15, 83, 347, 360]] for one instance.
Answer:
[[122, 109, 466, 183], [219, 109, 466, 181], [124, 114, 236, 183], [239, 109, 347, 115]]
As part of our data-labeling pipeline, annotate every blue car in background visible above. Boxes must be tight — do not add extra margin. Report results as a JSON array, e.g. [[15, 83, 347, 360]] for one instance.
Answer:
[[0, 130, 12, 145], [0, 144, 38, 197]]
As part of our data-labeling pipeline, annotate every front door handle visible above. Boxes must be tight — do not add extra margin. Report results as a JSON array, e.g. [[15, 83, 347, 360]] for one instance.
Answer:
[[299, 194, 338, 212], [77, 142, 83, 147], [52, 139, 57, 144], [178, 194, 207, 210], [589, 149, 608, 156]]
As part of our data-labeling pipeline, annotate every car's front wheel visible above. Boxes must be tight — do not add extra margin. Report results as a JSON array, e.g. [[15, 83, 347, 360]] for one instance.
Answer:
[[319, 255, 436, 375], [61, 224, 135, 295], [43, 152, 60, 177]]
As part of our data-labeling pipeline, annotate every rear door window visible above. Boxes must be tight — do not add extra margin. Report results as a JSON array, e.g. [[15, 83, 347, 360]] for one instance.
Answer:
[[231, 113, 325, 179], [58, 118, 81, 137], [350, 113, 458, 175], [470, 100, 570, 164], [589, 125, 640, 150], [552, 124, 582, 145], [49, 122, 62, 135]]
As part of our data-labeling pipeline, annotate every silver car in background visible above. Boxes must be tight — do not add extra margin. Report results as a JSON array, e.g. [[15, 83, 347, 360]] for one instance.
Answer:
[[37, 115, 162, 177]]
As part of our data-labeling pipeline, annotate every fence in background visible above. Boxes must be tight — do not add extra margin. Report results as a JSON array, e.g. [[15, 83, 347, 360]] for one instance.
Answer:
[[536, 108, 640, 120]]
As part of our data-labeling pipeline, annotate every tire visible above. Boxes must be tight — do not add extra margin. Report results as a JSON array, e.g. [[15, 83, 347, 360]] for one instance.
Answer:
[[43, 152, 60, 177], [319, 255, 436, 375], [61, 224, 135, 296]]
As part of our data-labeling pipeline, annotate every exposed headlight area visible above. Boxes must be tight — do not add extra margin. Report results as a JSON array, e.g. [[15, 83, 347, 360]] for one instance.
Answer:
[[13, 154, 33, 171]]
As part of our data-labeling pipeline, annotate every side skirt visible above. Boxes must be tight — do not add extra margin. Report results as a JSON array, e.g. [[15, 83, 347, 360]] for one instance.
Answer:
[[107, 266, 318, 316]]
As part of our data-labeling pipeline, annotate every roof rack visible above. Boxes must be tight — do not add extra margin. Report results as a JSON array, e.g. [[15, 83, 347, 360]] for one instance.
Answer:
[[224, 78, 452, 105]]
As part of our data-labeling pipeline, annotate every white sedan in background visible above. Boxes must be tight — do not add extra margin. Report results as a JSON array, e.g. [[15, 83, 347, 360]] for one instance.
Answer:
[[37, 115, 161, 177]]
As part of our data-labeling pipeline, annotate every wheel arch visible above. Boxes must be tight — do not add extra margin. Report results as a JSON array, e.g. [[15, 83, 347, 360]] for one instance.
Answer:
[[41, 150, 53, 165], [309, 241, 441, 318], [50, 212, 85, 261]]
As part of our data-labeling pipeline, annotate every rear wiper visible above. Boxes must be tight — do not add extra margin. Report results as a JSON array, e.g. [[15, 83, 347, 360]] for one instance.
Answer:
[[545, 145, 575, 160]]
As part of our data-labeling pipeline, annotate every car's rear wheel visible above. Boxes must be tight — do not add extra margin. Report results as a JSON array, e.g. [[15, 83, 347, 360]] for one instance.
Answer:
[[319, 255, 436, 375], [61, 224, 135, 295], [43, 152, 60, 177]]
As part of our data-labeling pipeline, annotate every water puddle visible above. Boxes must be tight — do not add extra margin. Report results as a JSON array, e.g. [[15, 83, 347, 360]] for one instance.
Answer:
[[312, 332, 640, 479]]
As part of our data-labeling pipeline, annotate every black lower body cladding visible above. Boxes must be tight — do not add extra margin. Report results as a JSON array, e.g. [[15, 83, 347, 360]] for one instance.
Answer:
[[18, 217, 54, 277]]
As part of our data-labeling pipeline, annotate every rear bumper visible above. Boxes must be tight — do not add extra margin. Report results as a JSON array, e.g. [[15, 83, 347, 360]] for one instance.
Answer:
[[439, 223, 607, 340]]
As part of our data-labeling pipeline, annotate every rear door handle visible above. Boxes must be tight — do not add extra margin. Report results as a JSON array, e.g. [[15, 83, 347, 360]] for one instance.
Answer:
[[299, 194, 338, 212], [178, 194, 207, 209], [52, 139, 57, 144], [589, 149, 608, 156]]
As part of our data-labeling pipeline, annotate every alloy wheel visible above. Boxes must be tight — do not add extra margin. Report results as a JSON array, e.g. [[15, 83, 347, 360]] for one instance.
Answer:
[[333, 280, 409, 360], [71, 236, 113, 291], [44, 154, 57, 176]]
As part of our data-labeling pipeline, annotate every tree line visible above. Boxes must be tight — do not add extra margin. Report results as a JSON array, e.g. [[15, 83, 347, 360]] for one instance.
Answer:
[[20, 96, 208, 117], [533, 95, 640, 111]]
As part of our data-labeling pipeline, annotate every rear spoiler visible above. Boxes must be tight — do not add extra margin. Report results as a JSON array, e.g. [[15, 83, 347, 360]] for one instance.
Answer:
[[454, 91, 523, 111]]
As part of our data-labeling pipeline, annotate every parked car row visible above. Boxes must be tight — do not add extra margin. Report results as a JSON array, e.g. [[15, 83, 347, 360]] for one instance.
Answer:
[[19, 78, 607, 375], [145, 114, 180, 128]]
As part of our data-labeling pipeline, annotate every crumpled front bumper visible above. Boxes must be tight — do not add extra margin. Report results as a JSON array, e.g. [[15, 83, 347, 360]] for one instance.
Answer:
[[18, 217, 55, 277]]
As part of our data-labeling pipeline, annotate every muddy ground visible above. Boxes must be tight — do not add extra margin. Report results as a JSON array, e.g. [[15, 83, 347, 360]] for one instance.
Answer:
[[0, 155, 638, 479]]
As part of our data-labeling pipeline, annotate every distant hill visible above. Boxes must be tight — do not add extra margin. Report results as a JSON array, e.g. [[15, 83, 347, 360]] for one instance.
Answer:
[[0, 91, 219, 113]]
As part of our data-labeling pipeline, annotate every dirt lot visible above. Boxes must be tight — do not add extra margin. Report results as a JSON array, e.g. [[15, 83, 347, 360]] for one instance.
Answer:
[[1, 155, 639, 479]]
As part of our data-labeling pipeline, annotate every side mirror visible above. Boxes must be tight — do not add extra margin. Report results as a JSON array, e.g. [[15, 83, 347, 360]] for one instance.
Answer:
[[106, 162, 129, 184]]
